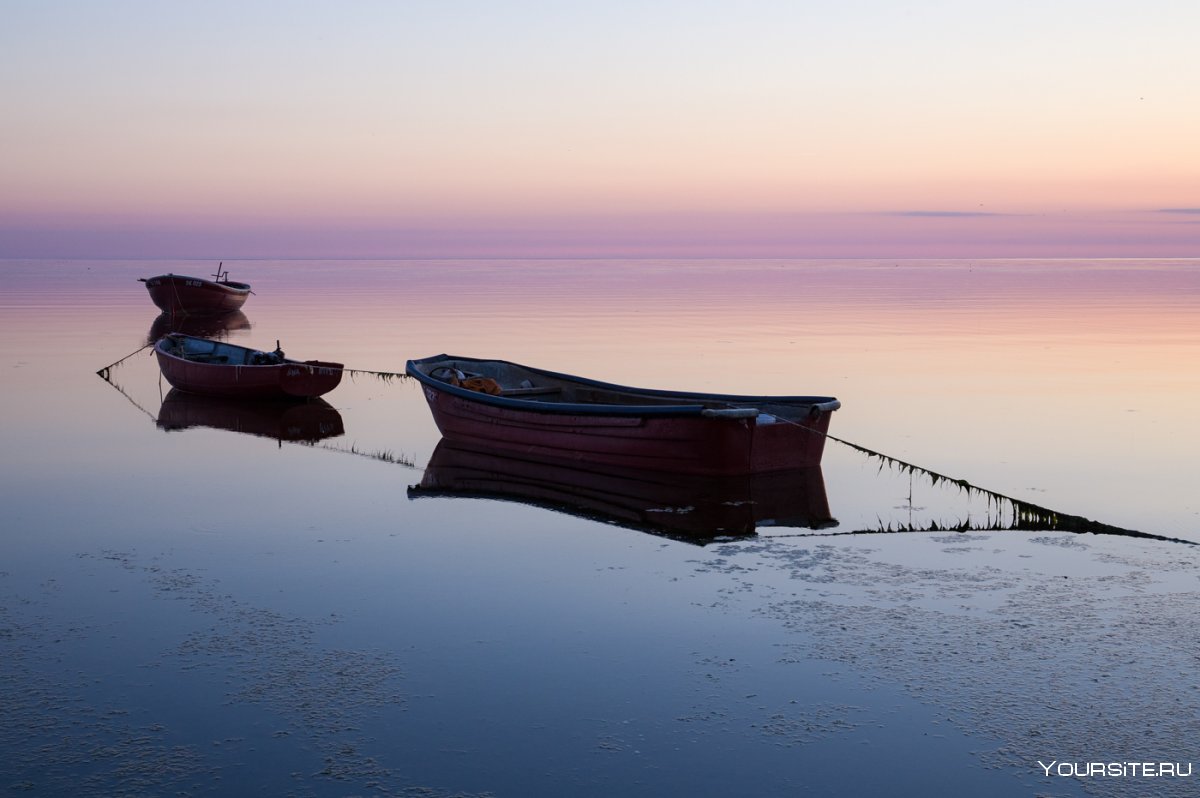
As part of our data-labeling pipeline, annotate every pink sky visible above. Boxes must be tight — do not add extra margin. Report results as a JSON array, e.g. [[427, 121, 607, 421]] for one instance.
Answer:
[[2, 2, 1198, 258]]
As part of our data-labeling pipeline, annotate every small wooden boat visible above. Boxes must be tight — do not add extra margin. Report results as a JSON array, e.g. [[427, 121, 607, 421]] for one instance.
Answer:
[[155, 333, 343, 399], [139, 264, 251, 316], [406, 355, 841, 476], [156, 389, 344, 442], [409, 439, 835, 542]]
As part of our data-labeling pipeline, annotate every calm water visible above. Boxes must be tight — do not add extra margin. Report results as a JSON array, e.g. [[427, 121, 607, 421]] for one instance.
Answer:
[[3, 258, 1199, 796]]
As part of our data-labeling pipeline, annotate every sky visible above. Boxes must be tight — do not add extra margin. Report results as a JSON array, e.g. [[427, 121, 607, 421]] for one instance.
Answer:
[[2, 0, 1199, 258]]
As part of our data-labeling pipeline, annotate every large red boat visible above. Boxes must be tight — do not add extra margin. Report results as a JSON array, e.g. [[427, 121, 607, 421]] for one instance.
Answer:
[[405, 355, 840, 476], [139, 264, 251, 315], [155, 334, 343, 399]]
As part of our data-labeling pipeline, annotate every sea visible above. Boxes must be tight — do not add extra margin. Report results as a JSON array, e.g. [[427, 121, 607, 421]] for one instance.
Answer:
[[2, 258, 1199, 797]]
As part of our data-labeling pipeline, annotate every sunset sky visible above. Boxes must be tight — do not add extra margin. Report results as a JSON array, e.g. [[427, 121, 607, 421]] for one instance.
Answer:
[[2, 1, 1198, 258]]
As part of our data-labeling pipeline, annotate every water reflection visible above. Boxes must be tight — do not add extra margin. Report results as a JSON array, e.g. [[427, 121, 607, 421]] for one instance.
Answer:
[[146, 309, 251, 344], [156, 388, 344, 443], [409, 439, 836, 544]]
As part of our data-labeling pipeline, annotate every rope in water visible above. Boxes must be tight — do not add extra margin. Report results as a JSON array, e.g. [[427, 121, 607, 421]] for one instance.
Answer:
[[766, 409, 1193, 544], [96, 344, 153, 380], [342, 368, 411, 381], [95, 344, 411, 383], [740, 406, 996, 498]]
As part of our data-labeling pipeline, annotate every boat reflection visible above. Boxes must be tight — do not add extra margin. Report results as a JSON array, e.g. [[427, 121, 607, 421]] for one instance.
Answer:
[[156, 389, 345, 443], [147, 310, 251, 344], [409, 439, 837, 544]]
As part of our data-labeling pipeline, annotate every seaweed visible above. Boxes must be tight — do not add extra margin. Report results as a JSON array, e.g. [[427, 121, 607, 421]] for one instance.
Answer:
[[783, 419, 1194, 545], [344, 368, 411, 383]]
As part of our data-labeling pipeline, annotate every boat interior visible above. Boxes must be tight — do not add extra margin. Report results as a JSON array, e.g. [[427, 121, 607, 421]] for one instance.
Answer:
[[161, 335, 287, 366], [412, 358, 832, 418]]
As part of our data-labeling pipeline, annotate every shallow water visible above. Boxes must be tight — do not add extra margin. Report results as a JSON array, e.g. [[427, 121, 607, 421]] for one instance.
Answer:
[[2, 258, 1198, 796]]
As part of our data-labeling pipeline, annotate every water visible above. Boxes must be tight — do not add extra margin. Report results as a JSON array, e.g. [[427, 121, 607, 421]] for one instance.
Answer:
[[3, 258, 1199, 796]]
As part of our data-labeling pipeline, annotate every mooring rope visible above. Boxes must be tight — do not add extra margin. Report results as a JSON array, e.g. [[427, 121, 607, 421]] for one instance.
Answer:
[[95, 344, 410, 384], [765, 409, 1192, 544], [342, 368, 411, 382], [96, 344, 153, 380]]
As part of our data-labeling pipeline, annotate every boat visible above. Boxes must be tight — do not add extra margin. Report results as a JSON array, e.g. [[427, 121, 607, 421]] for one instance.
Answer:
[[156, 389, 344, 443], [139, 263, 251, 315], [155, 333, 343, 399], [405, 355, 840, 476], [409, 439, 836, 543]]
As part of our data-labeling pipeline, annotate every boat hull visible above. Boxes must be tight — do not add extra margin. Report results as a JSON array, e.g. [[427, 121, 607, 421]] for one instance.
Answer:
[[154, 339, 342, 399], [408, 357, 840, 475], [142, 274, 251, 315]]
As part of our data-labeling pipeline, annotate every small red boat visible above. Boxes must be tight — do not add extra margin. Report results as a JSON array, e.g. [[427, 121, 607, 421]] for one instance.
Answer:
[[139, 264, 251, 316], [406, 355, 840, 476], [155, 333, 343, 399]]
